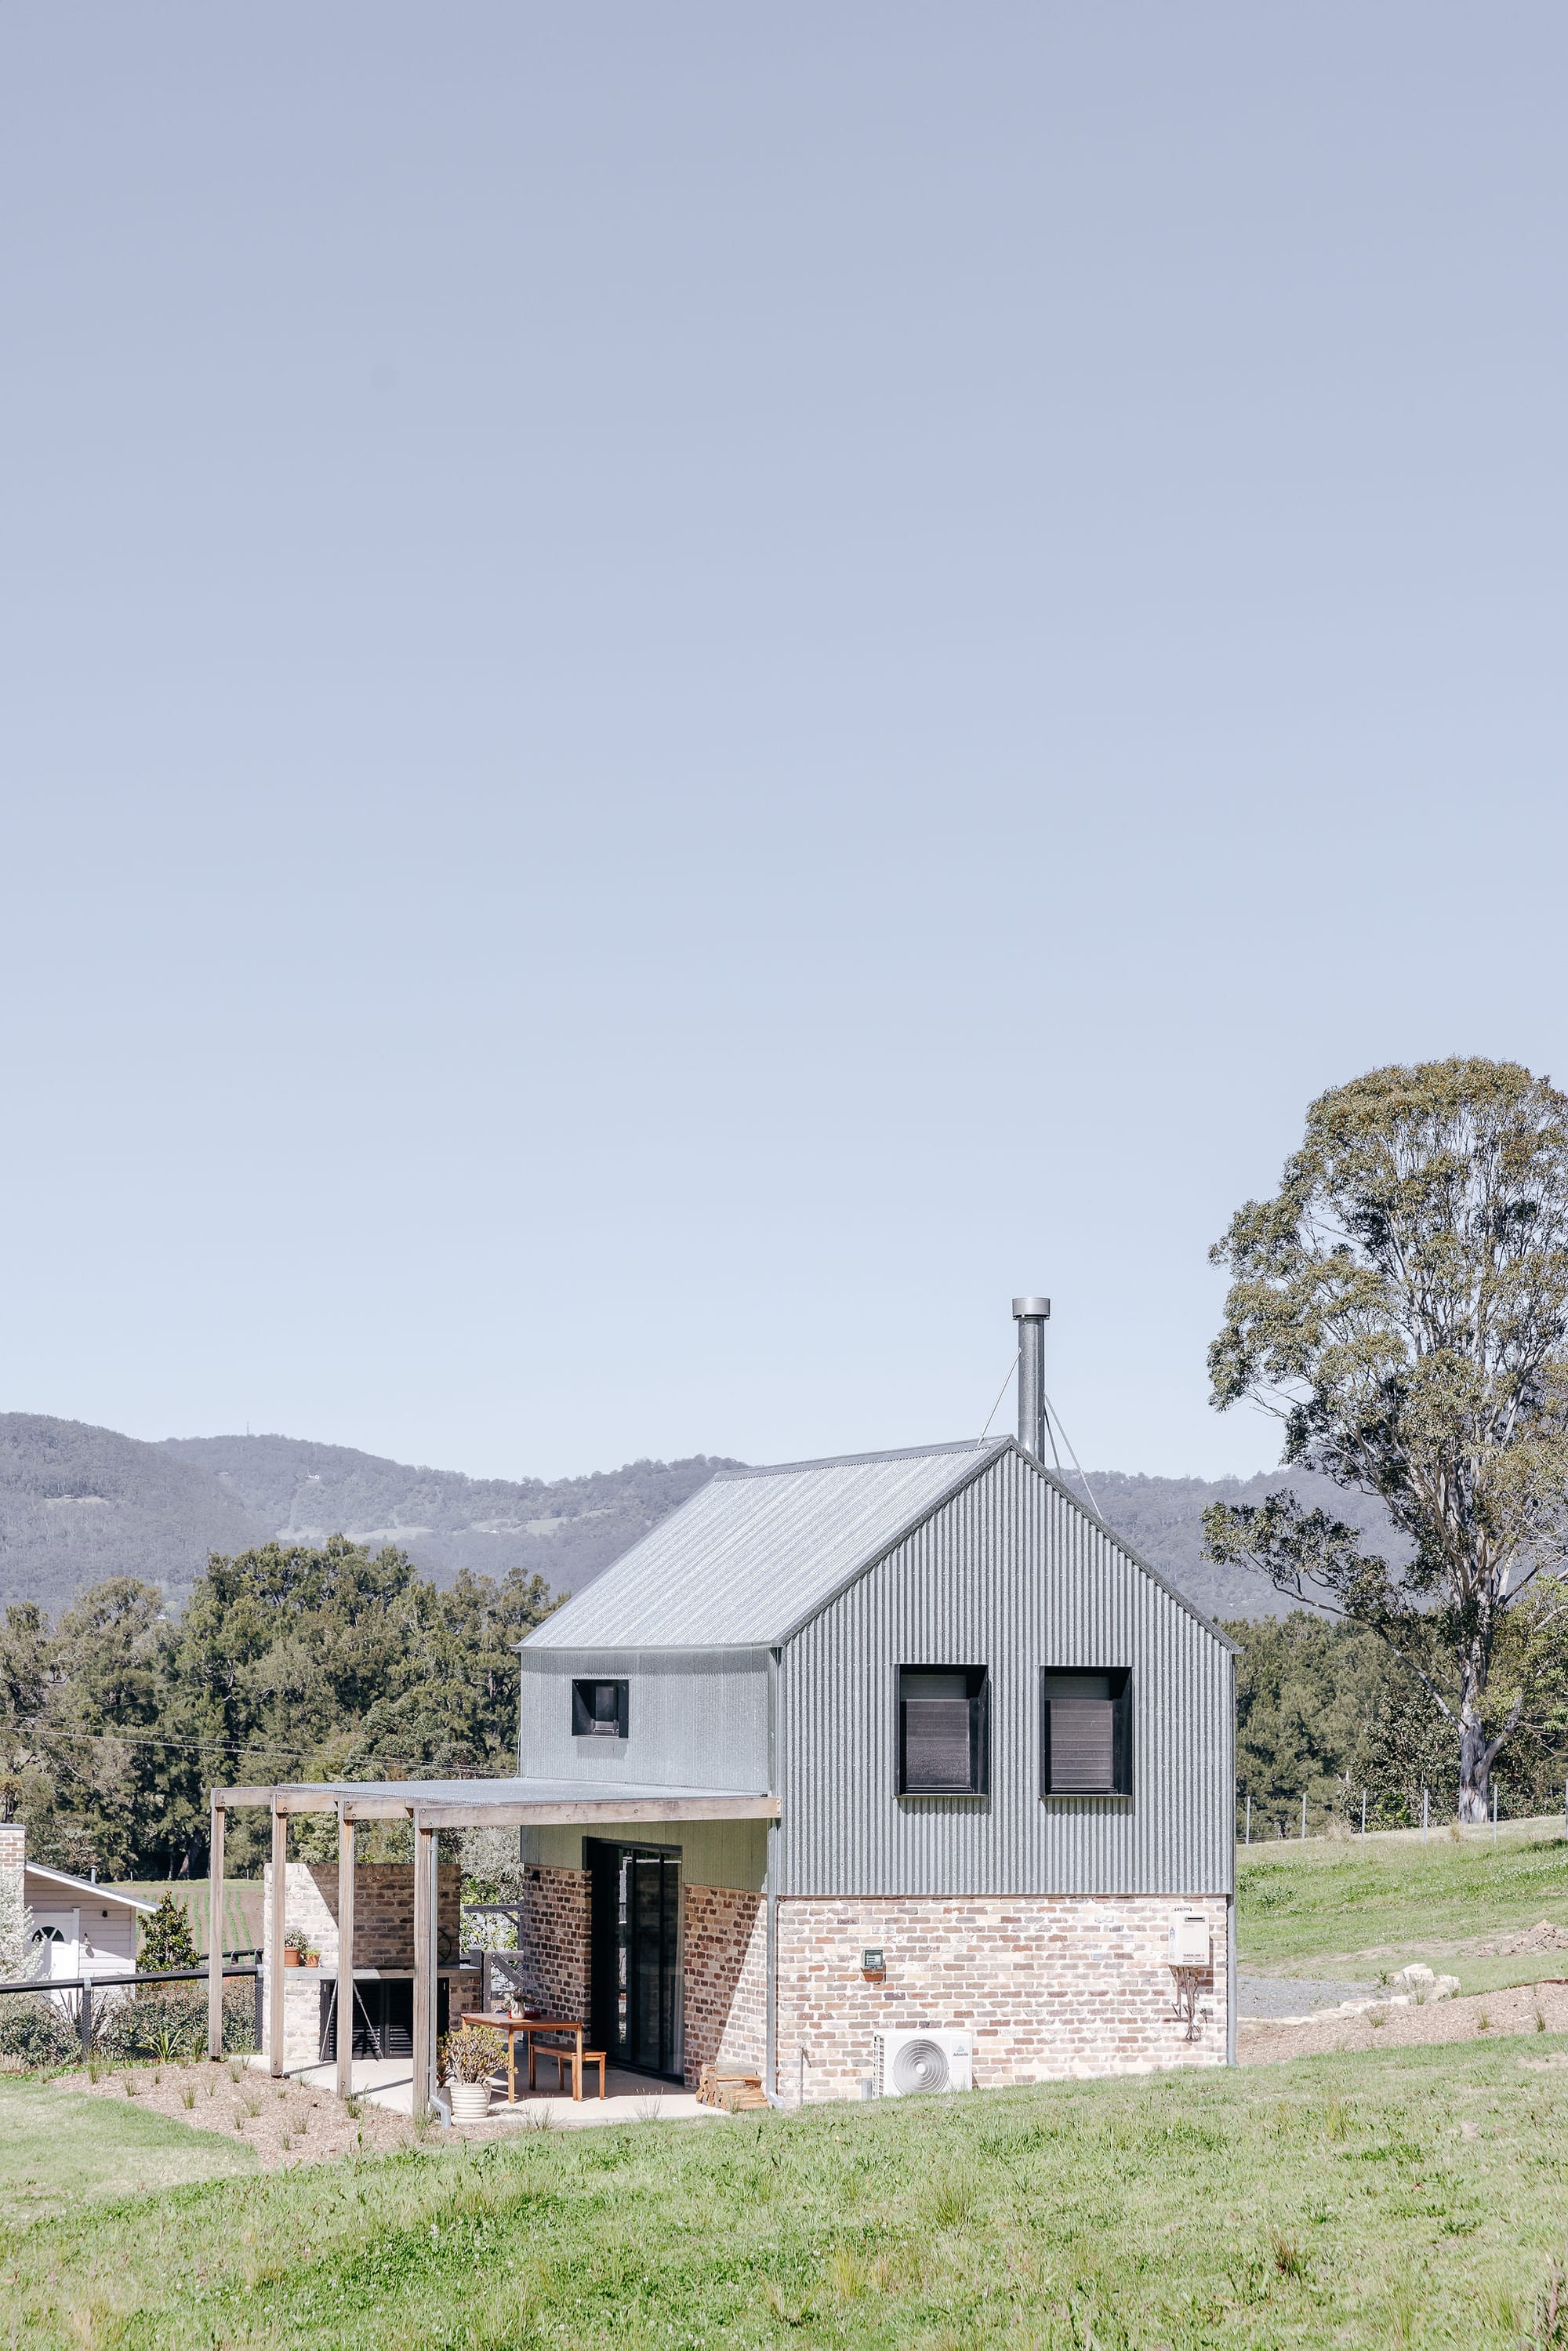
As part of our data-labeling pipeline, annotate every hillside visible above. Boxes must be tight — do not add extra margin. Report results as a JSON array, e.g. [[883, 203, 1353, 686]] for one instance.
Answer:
[[160, 1433, 733, 1604], [0, 1412, 1388, 1622]]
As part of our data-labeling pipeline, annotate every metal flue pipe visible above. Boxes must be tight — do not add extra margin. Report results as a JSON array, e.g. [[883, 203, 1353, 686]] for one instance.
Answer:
[[1012, 1296, 1051, 1460]]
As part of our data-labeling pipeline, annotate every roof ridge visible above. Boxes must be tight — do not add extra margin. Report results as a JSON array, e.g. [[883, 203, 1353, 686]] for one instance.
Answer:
[[713, 1437, 999, 1481]]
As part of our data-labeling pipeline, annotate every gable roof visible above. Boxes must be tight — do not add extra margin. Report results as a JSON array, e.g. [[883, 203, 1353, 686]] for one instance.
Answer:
[[523, 1440, 1005, 1651], [521, 1437, 1236, 1655], [24, 1862, 156, 1913]]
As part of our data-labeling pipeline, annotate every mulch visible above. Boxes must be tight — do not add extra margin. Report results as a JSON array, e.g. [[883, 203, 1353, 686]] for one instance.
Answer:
[[1239, 1976, 1568, 2066]]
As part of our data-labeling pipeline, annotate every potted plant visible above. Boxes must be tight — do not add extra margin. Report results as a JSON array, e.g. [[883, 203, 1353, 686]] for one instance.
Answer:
[[440, 2023, 504, 2124], [282, 1929, 310, 1970], [303, 1946, 321, 1969]]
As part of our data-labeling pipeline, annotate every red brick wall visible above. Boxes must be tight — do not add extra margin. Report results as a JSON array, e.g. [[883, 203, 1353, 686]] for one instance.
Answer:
[[682, 1885, 765, 2088], [775, 1893, 1229, 2104], [520, 1865, 591, 2022]]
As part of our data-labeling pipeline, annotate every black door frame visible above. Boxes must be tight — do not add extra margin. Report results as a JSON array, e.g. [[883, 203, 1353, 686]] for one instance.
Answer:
[[584, 1838, 684, 2082]]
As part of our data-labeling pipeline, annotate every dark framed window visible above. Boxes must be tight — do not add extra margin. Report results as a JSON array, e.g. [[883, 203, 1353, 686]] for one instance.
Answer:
[[1041, 1669, 1131, 1796], [572, 1678, 630, 1739], [898, 1666, 989, 1796]]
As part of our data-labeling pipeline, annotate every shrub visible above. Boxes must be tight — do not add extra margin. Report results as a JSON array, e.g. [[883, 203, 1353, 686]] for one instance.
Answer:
[[0, 1993, 78, 2069], [96, 1981, 256, 2064], [137, 1892, 198, 1971]]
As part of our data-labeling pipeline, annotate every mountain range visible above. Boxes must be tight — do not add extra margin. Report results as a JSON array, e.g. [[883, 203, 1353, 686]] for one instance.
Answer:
[[0, 1412, 1398, 1624]]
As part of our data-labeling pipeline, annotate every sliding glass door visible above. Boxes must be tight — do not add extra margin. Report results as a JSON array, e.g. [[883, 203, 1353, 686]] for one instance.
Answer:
[[586, 1840, 682, 2080]]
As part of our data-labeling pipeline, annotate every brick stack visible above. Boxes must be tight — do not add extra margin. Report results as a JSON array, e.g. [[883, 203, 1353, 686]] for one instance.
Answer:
[[262, 1861, 462, 2067]]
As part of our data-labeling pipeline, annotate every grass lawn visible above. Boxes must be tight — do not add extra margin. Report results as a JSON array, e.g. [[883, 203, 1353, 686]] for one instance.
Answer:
[[1240, 1816, 1568, 1986], [0, 2075, 255, 2231], [7, 2037, 1568, 2349]]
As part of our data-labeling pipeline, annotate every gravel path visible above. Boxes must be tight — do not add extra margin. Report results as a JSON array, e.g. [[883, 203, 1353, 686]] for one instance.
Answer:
[[1240, 1975, 1568, 2065], [1237, 1972, 1379, 2019]]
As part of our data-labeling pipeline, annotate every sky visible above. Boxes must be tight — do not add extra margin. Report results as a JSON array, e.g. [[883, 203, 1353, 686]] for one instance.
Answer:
[[2, 5, 1566, 1485]]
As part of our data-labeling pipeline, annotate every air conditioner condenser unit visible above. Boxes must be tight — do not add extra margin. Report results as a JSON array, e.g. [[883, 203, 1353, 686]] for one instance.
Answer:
[[873, 2028, 973, 2098]]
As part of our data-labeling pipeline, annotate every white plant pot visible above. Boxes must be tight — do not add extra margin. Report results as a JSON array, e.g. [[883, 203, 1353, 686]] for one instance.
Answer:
[[448, 2082, 491, 2124]]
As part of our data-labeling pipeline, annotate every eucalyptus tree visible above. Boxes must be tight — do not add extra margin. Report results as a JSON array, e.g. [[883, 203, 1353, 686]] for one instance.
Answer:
[[1204, 1059, 1568, 1823]]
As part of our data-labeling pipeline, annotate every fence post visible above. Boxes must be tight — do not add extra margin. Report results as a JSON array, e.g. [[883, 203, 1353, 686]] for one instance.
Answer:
[[1493, 1782, 1499, 1847], [1300, 1793, 1307, 1842], [1423, 1786, 1429, 1844], [1361, 1790, 1367, 1840], [79, 1974, 93, 2065], [1245, 1792, 1251, 1846], [254, 1964, 263, 2052]]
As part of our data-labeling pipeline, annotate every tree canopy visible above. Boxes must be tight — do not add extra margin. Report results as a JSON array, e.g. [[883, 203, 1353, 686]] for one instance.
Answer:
[[0, 1539, 559, 1877], [1205, 1057, 1568, 1820]]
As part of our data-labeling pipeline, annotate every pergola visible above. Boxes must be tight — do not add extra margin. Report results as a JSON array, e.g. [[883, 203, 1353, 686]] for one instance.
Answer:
[[206, 1777, 779, 2114]]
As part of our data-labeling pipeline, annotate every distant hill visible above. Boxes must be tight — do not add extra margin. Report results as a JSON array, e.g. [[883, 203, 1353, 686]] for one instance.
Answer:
[[160, 1433, 735, 1605], [0, 1415, 268, 1614], [0, 1412, 1392, 1623]]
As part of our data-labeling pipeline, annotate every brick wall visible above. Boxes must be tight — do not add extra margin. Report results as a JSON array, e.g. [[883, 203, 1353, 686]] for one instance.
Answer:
[[682, 1884, 765, 2087], [0, 1824, 23, 1895], [775, 1893, 1229, 2104], [519, 1866, 591, 2022], [262, 1861, 462, 2066]]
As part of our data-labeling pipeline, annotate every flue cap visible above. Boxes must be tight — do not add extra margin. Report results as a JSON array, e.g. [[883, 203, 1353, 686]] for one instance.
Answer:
[[1012, 1296, 1051, 1320]]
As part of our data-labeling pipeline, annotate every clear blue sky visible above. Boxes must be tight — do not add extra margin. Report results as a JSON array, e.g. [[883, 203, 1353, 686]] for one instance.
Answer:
[[3, 6, 1566, 1484]]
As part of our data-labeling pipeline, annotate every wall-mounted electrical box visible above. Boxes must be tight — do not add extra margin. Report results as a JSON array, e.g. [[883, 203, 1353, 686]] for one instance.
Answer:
[[1168, 1913, 1210, 1968]]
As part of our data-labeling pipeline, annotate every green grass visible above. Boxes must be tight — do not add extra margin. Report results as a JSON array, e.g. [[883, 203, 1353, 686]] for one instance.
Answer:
[[6, 2040, 1568, 2348], [1240, 1817, 1568, 1981], [0, 2075, 255, 2229]]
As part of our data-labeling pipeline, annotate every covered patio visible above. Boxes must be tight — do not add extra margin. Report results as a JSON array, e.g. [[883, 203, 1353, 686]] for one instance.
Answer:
[[205, 1777, 779, 2118]]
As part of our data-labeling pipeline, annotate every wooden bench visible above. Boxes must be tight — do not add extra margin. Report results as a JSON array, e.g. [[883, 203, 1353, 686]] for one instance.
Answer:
[[537, 2044, 606, 2098]]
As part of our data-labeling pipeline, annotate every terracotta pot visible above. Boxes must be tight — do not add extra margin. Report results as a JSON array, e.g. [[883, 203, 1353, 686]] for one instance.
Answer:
[[283, 1949, 301, 1968], [304, 1954, 319, 1968]]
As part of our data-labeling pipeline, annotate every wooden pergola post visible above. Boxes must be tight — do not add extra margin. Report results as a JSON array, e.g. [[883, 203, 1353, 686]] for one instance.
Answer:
[[206, 1795, 226, 2060], [268, 1801, 287, 2077], [336, 1804, 355, 2100], [410, 1812, 435, 2118]]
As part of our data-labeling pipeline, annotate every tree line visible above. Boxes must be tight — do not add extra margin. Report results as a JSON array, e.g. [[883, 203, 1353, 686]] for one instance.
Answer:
[[1227, 1605, 1568, 1837], [0, 1536, 558, 1880]]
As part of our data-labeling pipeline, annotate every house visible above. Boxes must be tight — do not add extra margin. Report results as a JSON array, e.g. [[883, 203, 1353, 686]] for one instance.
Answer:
[[514, 1299, 1236, 2098], [215, 1299, 1236, 2110], [0, 1825, 153, 1979]]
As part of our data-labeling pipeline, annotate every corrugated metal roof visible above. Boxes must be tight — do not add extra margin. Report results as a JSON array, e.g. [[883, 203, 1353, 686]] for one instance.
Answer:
[[522, 1440, 1005, 1650]]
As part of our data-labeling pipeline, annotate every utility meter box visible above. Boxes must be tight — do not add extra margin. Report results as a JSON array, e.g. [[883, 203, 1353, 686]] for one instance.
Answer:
[[1168, 1913, 1210, 1968]]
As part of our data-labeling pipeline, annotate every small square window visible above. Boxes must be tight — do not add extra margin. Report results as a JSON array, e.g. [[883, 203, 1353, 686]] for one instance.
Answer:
[[1041, 1669, 1131, 1796], [898, 1666, 989, 1796], [572, 1678, 629, 1739]]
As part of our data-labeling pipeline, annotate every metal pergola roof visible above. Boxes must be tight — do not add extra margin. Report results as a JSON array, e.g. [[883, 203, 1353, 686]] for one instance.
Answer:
[[211, 1776, 780, 1829]]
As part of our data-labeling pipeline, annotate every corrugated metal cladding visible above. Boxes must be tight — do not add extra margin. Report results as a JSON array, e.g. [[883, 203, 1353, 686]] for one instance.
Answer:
[[521, 1443, 1000, 1650], [517, 1647, 769, 1792], [779, 1449, 1234, 1900]]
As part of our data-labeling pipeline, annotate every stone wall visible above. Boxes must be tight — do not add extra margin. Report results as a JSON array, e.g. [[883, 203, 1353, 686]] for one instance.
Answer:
[[682, 1884, 765, 2087], [518, 1866, 591, 2022], [775, 1893, 1229, 2104]]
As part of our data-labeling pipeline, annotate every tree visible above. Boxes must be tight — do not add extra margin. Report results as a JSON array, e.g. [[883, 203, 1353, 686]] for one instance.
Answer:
[[1204, 1058, 1568, 1823], [138, 1890, 198, 1970]]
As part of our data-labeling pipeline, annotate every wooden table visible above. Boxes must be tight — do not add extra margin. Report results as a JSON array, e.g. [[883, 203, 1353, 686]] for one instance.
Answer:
[[459, 2011, 587, 2102]]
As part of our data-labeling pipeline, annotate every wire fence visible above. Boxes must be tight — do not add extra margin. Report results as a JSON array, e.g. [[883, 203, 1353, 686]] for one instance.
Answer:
[[0, 1958, 262, 2063], [1237, 1779, 1568, 1847]]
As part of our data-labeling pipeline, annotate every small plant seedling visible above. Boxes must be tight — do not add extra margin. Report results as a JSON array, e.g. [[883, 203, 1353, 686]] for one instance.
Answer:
[[281, 2131, 292, 2151], [123, 2077, 138, 2097], [1478, 2010, 1493, 2033], [182, 2086, 196, 2109], [343, 2093, 364, 2119], [1539, 2008, 1549, 2033]]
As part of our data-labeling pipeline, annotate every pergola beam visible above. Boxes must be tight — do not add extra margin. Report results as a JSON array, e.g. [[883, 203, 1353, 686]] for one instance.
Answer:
[[414, 1795, 780, 1830]]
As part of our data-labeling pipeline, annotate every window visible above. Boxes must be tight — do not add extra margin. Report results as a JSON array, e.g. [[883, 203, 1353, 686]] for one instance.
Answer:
[[572, 1678, 629, 1739], [898, 1666, 989, 1795], [1041, 1670, 1131, 1796]]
